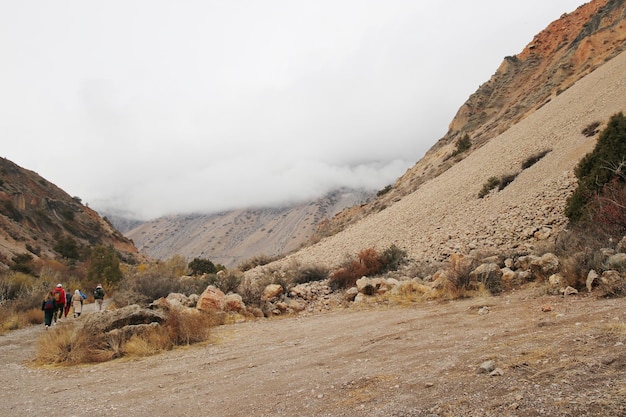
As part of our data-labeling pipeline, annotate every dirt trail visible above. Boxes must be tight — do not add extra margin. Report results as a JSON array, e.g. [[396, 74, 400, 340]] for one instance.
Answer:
[[1, 289, 625, 417]]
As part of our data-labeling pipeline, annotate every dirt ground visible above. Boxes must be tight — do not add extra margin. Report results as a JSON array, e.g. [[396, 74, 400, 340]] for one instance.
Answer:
[[1, 288, 625, 417]]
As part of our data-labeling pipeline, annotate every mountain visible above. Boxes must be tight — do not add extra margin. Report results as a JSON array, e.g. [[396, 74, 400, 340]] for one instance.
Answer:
[[127, 0, 626, 271], [0, 157, 141, 270], [243, 0, 626, 274], [122, 188, 372, 268], [328, 0, 626, 231]]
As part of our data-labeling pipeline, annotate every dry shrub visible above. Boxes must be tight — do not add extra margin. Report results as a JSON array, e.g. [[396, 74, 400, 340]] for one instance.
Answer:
[[164, 308, 213, 345], [35, 308, 216, 365], [446, 256, 480, 291], [35, 324, 92, 365], [329, 248, 382, 290]]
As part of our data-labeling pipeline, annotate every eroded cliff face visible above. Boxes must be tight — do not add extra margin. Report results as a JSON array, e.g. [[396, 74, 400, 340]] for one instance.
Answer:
[[329, 0, 626, 229]]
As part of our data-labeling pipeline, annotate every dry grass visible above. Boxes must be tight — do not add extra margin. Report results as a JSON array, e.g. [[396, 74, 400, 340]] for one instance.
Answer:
[[0, 307, 44, 334], [35, 308, 217, 366]]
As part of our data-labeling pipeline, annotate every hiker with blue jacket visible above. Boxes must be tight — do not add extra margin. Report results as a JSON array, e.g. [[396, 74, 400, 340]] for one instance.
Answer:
[[41, 291, 56, 328]]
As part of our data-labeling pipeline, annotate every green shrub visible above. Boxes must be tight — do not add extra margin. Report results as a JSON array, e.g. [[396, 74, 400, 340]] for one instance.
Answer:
[[451, 133, 472, 157], [566, 112, 626, 222], [380, 244, 408, 272], [188, 257, 217, 275]]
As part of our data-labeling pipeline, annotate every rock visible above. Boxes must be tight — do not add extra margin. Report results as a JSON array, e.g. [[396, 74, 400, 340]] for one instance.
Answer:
[[81, 304, 166, 335], [344, 287, 358, 302], [197, 286, 225, 311], [562, 286, 578, 296], [586, 270, 599, 292], [597, 270, 625, 297], [261, 284, 283, 301], [536, 253, 560, 276], [541, 305, 552, 312], [607, 253, 626, 269], [489, 368, 504, 376], [478, 306, 490, 315], [223, 293, 245, 312], [478, 360, 496, 374], [469, 263, 503, 294], [548, 273, 564, 295]]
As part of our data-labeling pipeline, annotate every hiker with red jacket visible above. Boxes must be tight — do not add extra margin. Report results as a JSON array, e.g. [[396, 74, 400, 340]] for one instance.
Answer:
[[51, 284, 66, 324]]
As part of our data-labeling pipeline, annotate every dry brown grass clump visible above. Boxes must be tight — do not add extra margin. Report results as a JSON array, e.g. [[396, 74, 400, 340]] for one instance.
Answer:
[[35, 309, 216, 366]]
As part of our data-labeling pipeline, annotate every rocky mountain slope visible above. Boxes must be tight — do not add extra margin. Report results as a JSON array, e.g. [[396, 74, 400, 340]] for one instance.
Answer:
[[330, 0, 626, 228], [0, 158, 140, 270], [248, 2, 626, 275], [123, 188, 372, 268]]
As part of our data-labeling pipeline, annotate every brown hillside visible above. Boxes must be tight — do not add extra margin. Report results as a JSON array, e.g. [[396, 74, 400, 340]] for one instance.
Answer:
[[0, 158, 140, 269]]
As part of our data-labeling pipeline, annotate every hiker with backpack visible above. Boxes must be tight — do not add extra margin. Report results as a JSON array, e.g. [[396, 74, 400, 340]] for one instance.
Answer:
[[41, 291, 56, 328], [51, 284, 66, 324], [93, 284, 105, 311], [64, 290, 72, 318], [71, 289, 83, 318]]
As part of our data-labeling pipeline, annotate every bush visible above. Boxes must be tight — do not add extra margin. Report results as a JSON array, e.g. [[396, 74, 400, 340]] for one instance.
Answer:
[[35, 309, 215, 365], [292, 265, 328, 284], [521, 149, 551, 170], [582, 121, 600, 137], [237, 254, 281, 272], [377, 185, 392, 197], [380, 244, 408, 272], [451, 133, 472, 157], [566, 112, 626, 222], [329, 248, 382, 290], [188, 257, 217, 275], [497, 173, 518, 191], [478, 177, 500, 198]]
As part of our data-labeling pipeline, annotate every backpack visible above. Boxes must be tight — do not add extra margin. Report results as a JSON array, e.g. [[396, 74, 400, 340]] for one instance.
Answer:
[[94, 287, 104, 299], [44, 298, 55, 310], [54, 291, 61, 303]]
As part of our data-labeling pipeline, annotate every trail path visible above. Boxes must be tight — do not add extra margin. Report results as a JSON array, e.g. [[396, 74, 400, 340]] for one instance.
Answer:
[[1, 289, 625, 416]]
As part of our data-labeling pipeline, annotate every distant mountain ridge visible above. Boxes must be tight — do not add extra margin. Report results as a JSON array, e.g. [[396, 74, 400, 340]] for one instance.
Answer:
[[121, 188, 372, 268]]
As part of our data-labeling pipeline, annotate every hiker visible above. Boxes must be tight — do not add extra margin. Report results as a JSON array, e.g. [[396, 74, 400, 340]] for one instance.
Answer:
[[93, 284, 105, 311], [64, 290, 72, 318], [41, 291, 56, 329], [51, 284, 66, 323], [71, 289, 83, 318]]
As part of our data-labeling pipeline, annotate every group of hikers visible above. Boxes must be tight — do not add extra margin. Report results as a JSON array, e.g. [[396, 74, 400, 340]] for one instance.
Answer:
[[41, 283, 106, 328]]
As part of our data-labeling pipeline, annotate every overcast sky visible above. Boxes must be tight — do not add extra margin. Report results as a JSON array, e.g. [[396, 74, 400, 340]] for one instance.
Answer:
[[1, 1, 585, 220]]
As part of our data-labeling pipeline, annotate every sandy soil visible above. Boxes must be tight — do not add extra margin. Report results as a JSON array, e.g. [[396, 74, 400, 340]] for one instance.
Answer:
[[1, 288, 625, 417]]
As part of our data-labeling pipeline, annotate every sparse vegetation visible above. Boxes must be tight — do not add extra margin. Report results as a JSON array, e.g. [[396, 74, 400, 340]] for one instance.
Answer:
[[521, 149, 551, 169], [237, 254, 282, 272], [377, 184, 392, 197], [582, 121, 600, 137], [566, 112, 626, 230], [450, 133, 472, 158], [328, 245, 408, 290], [478, 176, 501, 198]]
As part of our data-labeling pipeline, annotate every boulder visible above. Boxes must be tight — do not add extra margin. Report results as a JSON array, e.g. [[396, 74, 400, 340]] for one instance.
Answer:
[[469, 263, 503, 294], [223, 293, 245, 312], [586, 270, 599, 292], [197, 286, 225, 311], [261, 284, 283, 301], [607, 253, 626, 269], [81, 304, 166, 335]]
